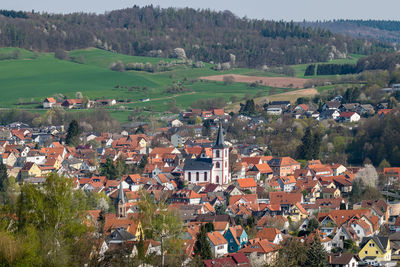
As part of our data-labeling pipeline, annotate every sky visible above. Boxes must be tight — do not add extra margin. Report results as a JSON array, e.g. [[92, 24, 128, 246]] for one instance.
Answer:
[[2, 0, 400, 21]]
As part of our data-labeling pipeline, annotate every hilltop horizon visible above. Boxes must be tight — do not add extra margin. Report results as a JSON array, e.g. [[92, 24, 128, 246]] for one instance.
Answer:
[[2, 0, 400, 21]]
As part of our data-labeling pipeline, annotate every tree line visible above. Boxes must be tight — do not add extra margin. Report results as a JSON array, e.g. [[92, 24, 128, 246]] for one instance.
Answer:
[[305, 52, 400, 76], [0, 6, 393, 67]]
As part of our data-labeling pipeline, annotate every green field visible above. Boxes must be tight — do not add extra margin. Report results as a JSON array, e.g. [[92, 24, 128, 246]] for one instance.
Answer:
[[0, 47, 363, 122], [291, 54, 364, 78], [0, 47, 282, 120]]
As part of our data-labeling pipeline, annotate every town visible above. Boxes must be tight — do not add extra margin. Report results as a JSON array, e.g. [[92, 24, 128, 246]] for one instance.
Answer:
[[1, 94, 400, 266]]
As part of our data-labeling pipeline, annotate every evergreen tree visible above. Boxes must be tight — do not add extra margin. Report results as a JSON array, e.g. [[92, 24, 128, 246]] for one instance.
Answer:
[[100, 158, 117, 180], [239, 99, 256, 116], [194, 225, 212, 260], [305, 236, 328, 267], [135, 125, 145, 134], [138, 155, 148, 171], [65, 120, 81, 146], [304, 64, 316, 76], [0, 162, 8, 191], [202, 120, 211, 137]]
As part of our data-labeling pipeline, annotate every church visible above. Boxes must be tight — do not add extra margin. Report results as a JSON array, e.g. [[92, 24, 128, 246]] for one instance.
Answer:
[[183, 124, 231, 185]]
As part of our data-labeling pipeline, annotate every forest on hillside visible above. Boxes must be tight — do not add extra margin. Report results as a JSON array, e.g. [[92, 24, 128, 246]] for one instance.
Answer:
[[300, 20, 400, 44], [0, 6, 393, 67]]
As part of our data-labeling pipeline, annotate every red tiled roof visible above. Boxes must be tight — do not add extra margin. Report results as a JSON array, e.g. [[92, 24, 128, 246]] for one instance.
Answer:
[[207, 231, 227, 246], [237, 178, 257, 188]]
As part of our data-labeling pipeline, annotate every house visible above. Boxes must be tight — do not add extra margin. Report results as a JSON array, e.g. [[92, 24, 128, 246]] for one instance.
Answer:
[[61, 99, 89, 109], [224, 225, 248, 253], [277, 176, 296, 192], [323, 101, 341, 111], [207, 231, 228, 257], [266, 106, 282, 116], [322, 187, 341, 199], [357, 104, 375, 116], [21, 162, 42, 179], [203, 253, 251, 267], [319, 109, 340, 120], [105, 228, 135, 244], [294, 104, 310, 112], [268, 157, 300, 176], [255, 228, 283, 244], [43, 97, 57, 108], [328, 253, 360, 267], [270, 101, 291, 110], [171, 133, 183, 148], [337, 112, 360, 123], [358, 235, 391, 262], [170, 190, 202, 205], [236, 178, 257, 193], [238, 239, 278, 266], [2, 152, 17, 167]]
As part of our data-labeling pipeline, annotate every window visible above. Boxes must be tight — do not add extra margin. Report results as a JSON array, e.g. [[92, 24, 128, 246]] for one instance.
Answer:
[[216, 176, 219, 183], [188, 172, 191, 181], [204, 172, 207, 181], [216, 150, 220, 158], [196, 172, 199, 182], [216, 162, 220, 168], [225, 161, 227, 167], [365, 251, 367, 254], [225, 150, 227, 157], [376, 251, 378, 255]]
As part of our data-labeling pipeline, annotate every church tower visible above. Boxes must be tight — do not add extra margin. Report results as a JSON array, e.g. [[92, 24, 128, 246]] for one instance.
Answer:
[[116, 180, 127, 218], [212, 123, 230, 185]]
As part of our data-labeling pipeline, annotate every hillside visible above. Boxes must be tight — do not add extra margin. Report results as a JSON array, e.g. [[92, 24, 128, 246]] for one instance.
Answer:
[[0, 47, 287, 113], [0, 7, 393, 67], [300, 20, 400, 44]]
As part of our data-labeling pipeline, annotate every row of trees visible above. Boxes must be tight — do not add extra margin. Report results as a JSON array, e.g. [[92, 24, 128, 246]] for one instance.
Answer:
[[0, 7, 392, 67], [304, 52, 400, 77]]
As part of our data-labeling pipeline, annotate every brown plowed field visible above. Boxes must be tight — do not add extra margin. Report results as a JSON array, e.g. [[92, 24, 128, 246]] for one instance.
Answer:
[[199, 74, 308, 88]]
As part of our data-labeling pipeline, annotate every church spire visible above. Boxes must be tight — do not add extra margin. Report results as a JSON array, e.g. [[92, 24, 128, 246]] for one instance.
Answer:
[[213, 123, 227, 149], [117, 180, 126, 204], [117, 180, 127, 218]]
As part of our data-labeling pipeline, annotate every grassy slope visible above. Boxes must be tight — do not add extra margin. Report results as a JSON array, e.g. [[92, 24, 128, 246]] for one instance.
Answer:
[[0, 47, 365, 122]]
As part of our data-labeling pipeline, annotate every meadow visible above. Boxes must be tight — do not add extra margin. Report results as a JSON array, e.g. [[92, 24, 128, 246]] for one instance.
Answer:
[[0, 47, 363, 122]]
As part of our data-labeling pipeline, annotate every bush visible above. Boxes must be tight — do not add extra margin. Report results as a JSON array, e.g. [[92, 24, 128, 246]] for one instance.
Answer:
[[54, 49, 69, 60], [109, 61, 125, 72]]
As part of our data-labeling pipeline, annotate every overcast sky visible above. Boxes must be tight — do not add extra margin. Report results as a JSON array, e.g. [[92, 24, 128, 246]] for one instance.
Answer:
[[3, 0, 400, 21]]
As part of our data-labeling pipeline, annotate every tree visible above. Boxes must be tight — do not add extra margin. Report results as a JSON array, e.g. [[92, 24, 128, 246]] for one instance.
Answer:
[[100, 158, 117, 180], [202, 120, 211, 137], [138, 190, 183, 266], [138, 155, 148, 172], [54, 49, 69, 60], [354, 164, 378, 188], [297, 127, 320, 160], [194, 224, 212, 260], [14, 173, 92, 266], [304, 64, 316, 76], [274, 237, 308, 267], [223, 75, 235, 85], [65, 120, 81, 146], [135, 125, 145, 134], [306, 218, 319, 233], [239, 99, 256, 116], [0, 162, 8, 192], [305, 236, 328, 267]]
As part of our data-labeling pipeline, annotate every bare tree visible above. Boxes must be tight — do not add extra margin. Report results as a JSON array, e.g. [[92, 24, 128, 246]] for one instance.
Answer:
[[354, 164, 378, 188]]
